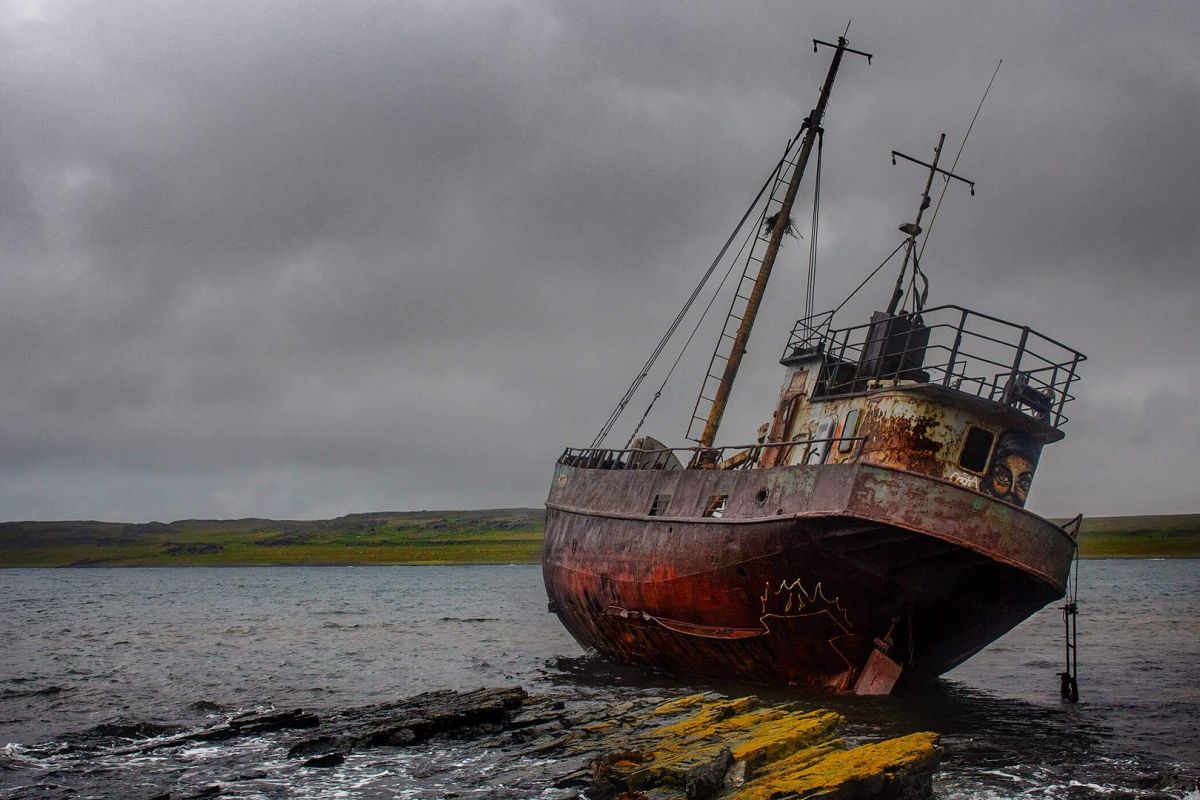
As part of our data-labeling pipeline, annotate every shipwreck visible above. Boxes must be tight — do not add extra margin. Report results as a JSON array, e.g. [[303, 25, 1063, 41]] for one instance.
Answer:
[[543, 33, 1085, 695]]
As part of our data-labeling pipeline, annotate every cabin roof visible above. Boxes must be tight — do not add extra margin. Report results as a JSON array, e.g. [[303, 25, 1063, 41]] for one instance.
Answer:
[[782, 304, 1086, 431]]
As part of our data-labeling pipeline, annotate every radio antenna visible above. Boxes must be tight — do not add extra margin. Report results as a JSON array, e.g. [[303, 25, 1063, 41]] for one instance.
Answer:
[[885, 134, 975, 315], [918, 59, 1002, 262]]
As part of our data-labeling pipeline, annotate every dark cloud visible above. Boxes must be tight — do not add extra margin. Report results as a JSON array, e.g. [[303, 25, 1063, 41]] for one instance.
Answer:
[[1, 0, 1197, 520]]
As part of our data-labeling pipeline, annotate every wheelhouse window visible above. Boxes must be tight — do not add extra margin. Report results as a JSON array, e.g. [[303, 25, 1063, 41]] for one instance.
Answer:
[[959, 425, 996, 473], [648, 494, 671, 516], [838, 409, 862, 453], [806, 416, 838, 464], [703, 495, 728, 518]]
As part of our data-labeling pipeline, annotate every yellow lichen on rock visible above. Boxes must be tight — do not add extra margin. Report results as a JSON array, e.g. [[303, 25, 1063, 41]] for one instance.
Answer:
[[728, 731, 942, 800], [652, 693, 713, 716], [623, 697, 845, 790], [586, 695, 940, 800], [726, 710, 842, 771]]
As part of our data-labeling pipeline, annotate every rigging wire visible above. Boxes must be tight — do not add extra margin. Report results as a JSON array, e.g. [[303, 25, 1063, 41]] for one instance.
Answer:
[[830, 240, 907, 317], [624, 219, 761, 448], [805, 129, 824, 320], [918, 59, 1002, 262], [589, 132, 802, 449], [916, 249, 930, 310]]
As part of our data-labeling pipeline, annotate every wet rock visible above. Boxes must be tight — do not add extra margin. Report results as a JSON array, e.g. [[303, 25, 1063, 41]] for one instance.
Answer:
[[685, 747, 733, 799], [220, 708, 320, 737], [232, 770, 268, 781], [186, 701, 227, 714], [286, 735, 350, 758], [28, 686, 943, 799], [284, 686, 528, 761], [588, 750, 651, 799], [569, 693, 940, 800], [82, 718, 178, 740], [1134, 769, 1200, 795], [102, 708, 320, 756]]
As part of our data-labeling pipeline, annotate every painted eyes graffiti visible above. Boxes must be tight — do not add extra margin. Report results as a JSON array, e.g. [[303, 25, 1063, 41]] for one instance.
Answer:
[[986, 455, 1035, 505], [991, 464, 1013, 493], [982, 431, 1041, 507]]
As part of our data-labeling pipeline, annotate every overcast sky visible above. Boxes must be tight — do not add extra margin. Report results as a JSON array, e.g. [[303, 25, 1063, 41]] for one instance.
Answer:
[[1, 1, 1197, 522]]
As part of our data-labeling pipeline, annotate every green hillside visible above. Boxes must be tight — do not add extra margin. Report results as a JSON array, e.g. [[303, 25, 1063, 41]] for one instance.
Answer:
[[1067, 513, 1200, 558], [0, 510, 1196, 567], [0, 509, 545, 567]]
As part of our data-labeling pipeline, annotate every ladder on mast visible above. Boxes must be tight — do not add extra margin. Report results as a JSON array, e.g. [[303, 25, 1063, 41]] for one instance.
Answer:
[[685, 142, 802, 443], [686, 34, 871, 449]]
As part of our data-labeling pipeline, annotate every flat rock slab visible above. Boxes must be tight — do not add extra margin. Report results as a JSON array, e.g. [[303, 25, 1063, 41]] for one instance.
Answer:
[[555, 693, 941, 800], [285, 686, 528, 758], [38, 687, 938, 799]]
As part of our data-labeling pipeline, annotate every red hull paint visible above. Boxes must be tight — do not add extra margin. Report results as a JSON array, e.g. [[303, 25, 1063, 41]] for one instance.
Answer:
[[542, 461, 1073, 689]]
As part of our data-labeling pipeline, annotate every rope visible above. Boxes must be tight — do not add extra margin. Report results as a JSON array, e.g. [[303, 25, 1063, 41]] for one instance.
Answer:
[[589, 132, 802, 448]]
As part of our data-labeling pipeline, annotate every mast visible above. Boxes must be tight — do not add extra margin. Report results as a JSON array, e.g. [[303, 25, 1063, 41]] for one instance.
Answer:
[[885, 135, 975, 315], [695, 34, 871, 449]]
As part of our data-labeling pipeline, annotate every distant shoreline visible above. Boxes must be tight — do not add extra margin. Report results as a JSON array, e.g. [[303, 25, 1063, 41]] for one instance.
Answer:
[[2, 509, 1197, 567], [2, 557, 1198, 570]]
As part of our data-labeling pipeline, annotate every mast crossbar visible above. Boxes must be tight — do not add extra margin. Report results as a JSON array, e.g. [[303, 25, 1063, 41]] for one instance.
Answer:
[[890, 151, 975, 193], [885, 133, 976, 315], [813, 39, 873, 62]]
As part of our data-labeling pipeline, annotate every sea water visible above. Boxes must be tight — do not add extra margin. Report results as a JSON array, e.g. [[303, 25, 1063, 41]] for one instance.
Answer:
[[1, 560, 1196, 798]]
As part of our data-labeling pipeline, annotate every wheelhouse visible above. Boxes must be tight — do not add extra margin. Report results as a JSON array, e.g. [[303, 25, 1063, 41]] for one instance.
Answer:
[[760, 304, 1085, 507]]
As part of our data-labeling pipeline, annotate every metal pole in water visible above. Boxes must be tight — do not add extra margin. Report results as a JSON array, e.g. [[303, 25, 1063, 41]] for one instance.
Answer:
[[1059, 520, 1082, 702]]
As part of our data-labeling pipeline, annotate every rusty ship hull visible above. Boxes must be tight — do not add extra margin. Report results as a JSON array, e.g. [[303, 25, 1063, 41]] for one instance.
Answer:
[[543, 459, 1074, 690], [543, 34, 1086, 693]]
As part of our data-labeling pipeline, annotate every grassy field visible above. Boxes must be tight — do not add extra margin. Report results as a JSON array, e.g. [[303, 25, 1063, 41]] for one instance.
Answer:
[[1065, 514, 1200, 559], [0, 509, 1196, 567], [0, 509, 546, 568]]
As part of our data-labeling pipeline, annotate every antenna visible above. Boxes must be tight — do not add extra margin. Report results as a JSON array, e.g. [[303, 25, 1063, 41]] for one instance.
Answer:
[[919, 59, 1002, 262], [885, 134, 975, 315]]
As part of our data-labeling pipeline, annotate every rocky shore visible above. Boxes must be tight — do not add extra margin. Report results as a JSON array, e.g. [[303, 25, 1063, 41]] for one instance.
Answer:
[[7, 687, 942, 799]]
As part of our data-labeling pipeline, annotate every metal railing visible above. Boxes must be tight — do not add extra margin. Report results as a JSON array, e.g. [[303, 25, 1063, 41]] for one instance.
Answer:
[[559, 434, 868, 472], [783, 304, 1086, 428]]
